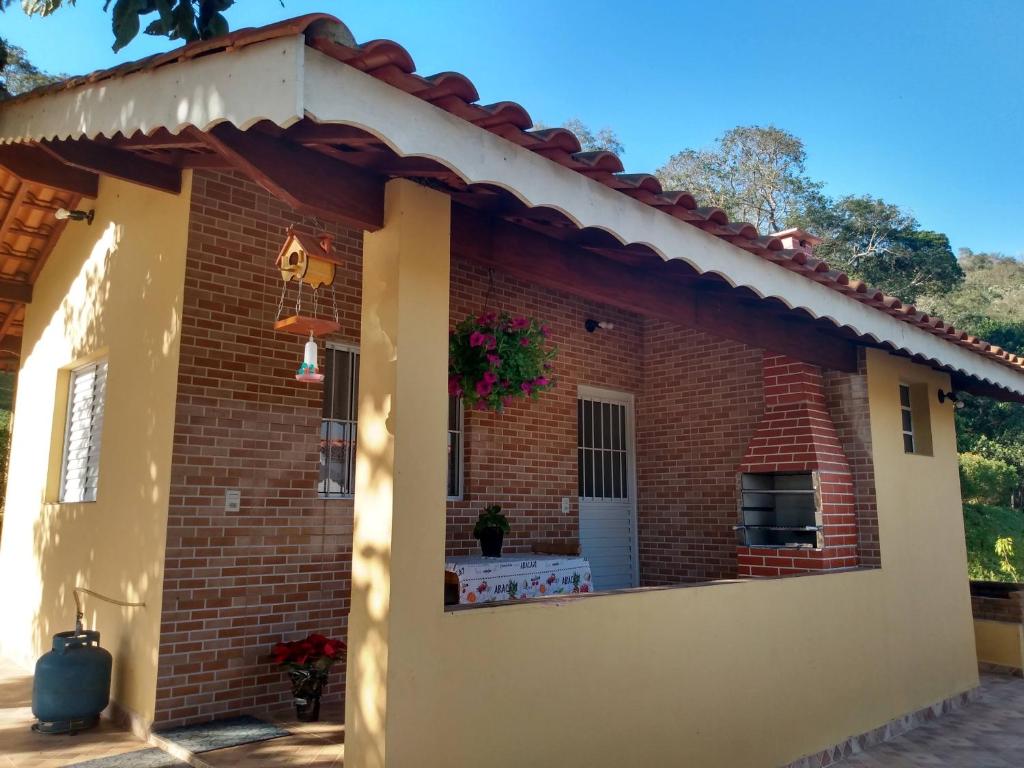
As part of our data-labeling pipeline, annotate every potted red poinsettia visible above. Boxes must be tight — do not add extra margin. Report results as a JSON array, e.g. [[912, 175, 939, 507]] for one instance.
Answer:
[[270, 633, 346, 722]]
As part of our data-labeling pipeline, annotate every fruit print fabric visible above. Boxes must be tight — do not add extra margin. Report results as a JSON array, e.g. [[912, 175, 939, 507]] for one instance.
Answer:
[[445, 554, 594, 605]]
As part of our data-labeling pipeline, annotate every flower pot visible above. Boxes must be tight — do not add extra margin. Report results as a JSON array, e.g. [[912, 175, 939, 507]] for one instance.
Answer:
[[479, 527, 504, 557], [289, 669, 327, 723]]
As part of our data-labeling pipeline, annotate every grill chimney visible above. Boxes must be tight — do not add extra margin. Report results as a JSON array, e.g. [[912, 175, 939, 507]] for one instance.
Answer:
[[771, 227, 821, 258]]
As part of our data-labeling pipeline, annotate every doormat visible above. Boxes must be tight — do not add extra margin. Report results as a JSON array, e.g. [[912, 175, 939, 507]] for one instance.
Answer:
[[66, 747, 190, 768], [154, 715, 291, 753]]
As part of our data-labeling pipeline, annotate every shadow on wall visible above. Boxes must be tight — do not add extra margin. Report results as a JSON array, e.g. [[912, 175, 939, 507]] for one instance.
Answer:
[[14, 200, 184, 719], [347, 355, 402, 767]]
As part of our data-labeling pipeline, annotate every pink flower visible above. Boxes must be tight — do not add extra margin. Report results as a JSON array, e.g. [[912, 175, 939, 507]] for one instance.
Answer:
[[469, 331, 487, 348], [502, 397, 513, 408], [482, 370, 498, 385], [487, 354, 502, 366], [475, 379, 493, 397], [476, 312, 497, 326], [484, 335, 497, 351], [448, 376, 462, 396], [511, 316, 529, 330], [540, 325, 551, 337], [519, 337, 531, 347], [533, 376, 550, 388], [521, 382, 533, 394]]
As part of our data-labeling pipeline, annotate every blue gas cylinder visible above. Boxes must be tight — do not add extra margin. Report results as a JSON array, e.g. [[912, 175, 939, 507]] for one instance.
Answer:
[[32, 629, 112, 734]]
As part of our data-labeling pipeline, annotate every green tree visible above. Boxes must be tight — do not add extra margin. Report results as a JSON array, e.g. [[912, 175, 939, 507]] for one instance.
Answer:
[[923, 251, 1024, 509], [0, 37, 63, 98], [921, 249, 1024, 328], [2, 0, 242, 52], [560, 118, 624, 155], [655, 125, 822, 233], [797, 195, 962, 304]]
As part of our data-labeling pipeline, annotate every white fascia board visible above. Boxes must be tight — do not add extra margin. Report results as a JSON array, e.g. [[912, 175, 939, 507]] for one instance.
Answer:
[[0, 35, 306, 143], [302, 46, 1024, 397], [2, 38, 1020, 396]]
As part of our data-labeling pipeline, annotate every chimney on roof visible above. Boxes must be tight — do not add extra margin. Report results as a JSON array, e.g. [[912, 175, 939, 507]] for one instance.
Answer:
[[771, 227, 822, 258]]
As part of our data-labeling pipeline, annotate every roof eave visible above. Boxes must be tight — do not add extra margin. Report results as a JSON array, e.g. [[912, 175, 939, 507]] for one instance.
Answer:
[[1, 31, 1022, 399]]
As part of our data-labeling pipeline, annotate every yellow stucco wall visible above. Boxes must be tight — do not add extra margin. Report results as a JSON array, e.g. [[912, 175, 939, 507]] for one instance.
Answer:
[[974, 619, 1024, 669], [0, 174, 191, 725], [346, 180, 979, 767]]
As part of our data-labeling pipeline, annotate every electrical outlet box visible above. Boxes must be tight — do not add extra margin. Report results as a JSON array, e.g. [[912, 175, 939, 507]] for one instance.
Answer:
[[225, 489, 241, 513], [561, 497, 571, 515]]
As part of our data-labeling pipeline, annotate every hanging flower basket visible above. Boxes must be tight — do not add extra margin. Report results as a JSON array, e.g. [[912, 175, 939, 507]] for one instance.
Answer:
[[449, 312, 557, 412]]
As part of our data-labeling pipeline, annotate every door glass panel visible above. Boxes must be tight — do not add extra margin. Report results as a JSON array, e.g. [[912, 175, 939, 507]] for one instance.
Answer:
[[577, 396, 630, 501]]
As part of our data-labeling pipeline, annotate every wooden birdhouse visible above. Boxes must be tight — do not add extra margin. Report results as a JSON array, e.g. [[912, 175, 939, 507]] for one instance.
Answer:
[[274, 227, 343, 336]]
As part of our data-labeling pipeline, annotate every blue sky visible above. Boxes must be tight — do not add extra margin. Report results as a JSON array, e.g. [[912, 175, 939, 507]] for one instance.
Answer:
[[4, 1, 1022, 256]]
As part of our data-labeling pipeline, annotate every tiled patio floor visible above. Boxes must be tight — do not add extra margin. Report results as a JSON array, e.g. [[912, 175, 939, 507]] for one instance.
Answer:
[[0, 657, 343, 767], [835, 673, 1024, 768], [3, 654, 1023, 767]]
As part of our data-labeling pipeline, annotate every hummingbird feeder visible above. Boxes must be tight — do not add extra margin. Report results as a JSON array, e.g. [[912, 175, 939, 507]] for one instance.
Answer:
[[274, 228, 343, 383]]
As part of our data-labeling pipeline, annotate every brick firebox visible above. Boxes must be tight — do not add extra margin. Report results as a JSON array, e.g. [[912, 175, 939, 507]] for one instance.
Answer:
[[736, 353, 859, 577]]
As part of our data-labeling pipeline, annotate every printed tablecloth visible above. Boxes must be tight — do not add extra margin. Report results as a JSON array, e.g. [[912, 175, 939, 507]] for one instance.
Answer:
[[445, 554, 593, 605]]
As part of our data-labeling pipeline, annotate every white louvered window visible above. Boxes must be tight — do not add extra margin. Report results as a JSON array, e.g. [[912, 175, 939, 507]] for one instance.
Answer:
[[59, 360, 107, 503]]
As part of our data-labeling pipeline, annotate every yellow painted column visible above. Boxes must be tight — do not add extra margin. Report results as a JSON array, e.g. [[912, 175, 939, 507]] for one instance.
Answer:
[[345, 179, 451, 768]]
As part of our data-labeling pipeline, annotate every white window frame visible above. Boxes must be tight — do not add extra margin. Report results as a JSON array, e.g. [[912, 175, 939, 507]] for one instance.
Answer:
[[447, 395, 464, 501], [319, 342, 360, 499], [899, 382, 916, 454], [59, 359, 107, 504]]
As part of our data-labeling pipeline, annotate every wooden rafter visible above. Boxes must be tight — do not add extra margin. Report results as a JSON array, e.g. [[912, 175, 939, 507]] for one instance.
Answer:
[[0, 182, 27, 240], [0, 144, 98, 198], [40, 139, 182, 195], [0, 280, 32, 304], [194, 124, 385, 231], [451, 205, 858, 373]]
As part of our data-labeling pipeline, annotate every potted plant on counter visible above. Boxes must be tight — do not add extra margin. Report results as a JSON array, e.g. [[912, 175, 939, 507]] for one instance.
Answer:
[[270, 633, 346, 722], [473, 504, 510, 557]]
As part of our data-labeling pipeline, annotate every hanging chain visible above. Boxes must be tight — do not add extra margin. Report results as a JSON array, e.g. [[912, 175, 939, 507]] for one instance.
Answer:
[[275, 279, 288, 321], [331, 281, 340, 324], [483, 267, 496, 312], [296, 277, 304, 316]]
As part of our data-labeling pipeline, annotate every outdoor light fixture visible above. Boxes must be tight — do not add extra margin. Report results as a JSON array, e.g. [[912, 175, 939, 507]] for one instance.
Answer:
[[938, 389, 966, 409], [584, 319, 615, 333], [54, 207, 95, 225]]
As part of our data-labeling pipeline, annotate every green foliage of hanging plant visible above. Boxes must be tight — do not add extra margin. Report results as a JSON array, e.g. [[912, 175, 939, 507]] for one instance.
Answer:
[[449, 311, 557, 412]]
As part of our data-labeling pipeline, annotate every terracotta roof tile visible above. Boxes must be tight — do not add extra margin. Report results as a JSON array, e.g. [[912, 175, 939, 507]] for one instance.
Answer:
[[6, 12, 1023, 378]]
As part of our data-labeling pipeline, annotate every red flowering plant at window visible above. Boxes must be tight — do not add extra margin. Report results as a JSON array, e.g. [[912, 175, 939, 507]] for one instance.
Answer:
[[270, 633, 346, 722], [449, 312, 557, 412]]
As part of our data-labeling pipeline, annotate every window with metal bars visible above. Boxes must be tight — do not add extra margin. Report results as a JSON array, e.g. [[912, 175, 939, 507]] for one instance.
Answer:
[[59, 360, 107, 503], [320, 345, 359, 498], [577, 397, 629, 500], [318, 345, 464, 499]]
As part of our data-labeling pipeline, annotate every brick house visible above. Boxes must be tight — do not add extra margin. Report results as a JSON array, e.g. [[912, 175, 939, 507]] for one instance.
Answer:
[[1, 13, 1023, 768]]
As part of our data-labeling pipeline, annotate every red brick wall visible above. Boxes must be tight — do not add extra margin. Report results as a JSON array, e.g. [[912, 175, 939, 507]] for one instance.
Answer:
[[155, 171, 363, 726], [636, 321, 764, 584], [825, 351, 881, 568], [446, 260, 643, 554], [156, 171, 878, 725]]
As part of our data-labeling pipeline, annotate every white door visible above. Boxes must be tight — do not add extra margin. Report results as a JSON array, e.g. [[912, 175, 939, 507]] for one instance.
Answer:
[[577, 386, 639, 590]]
